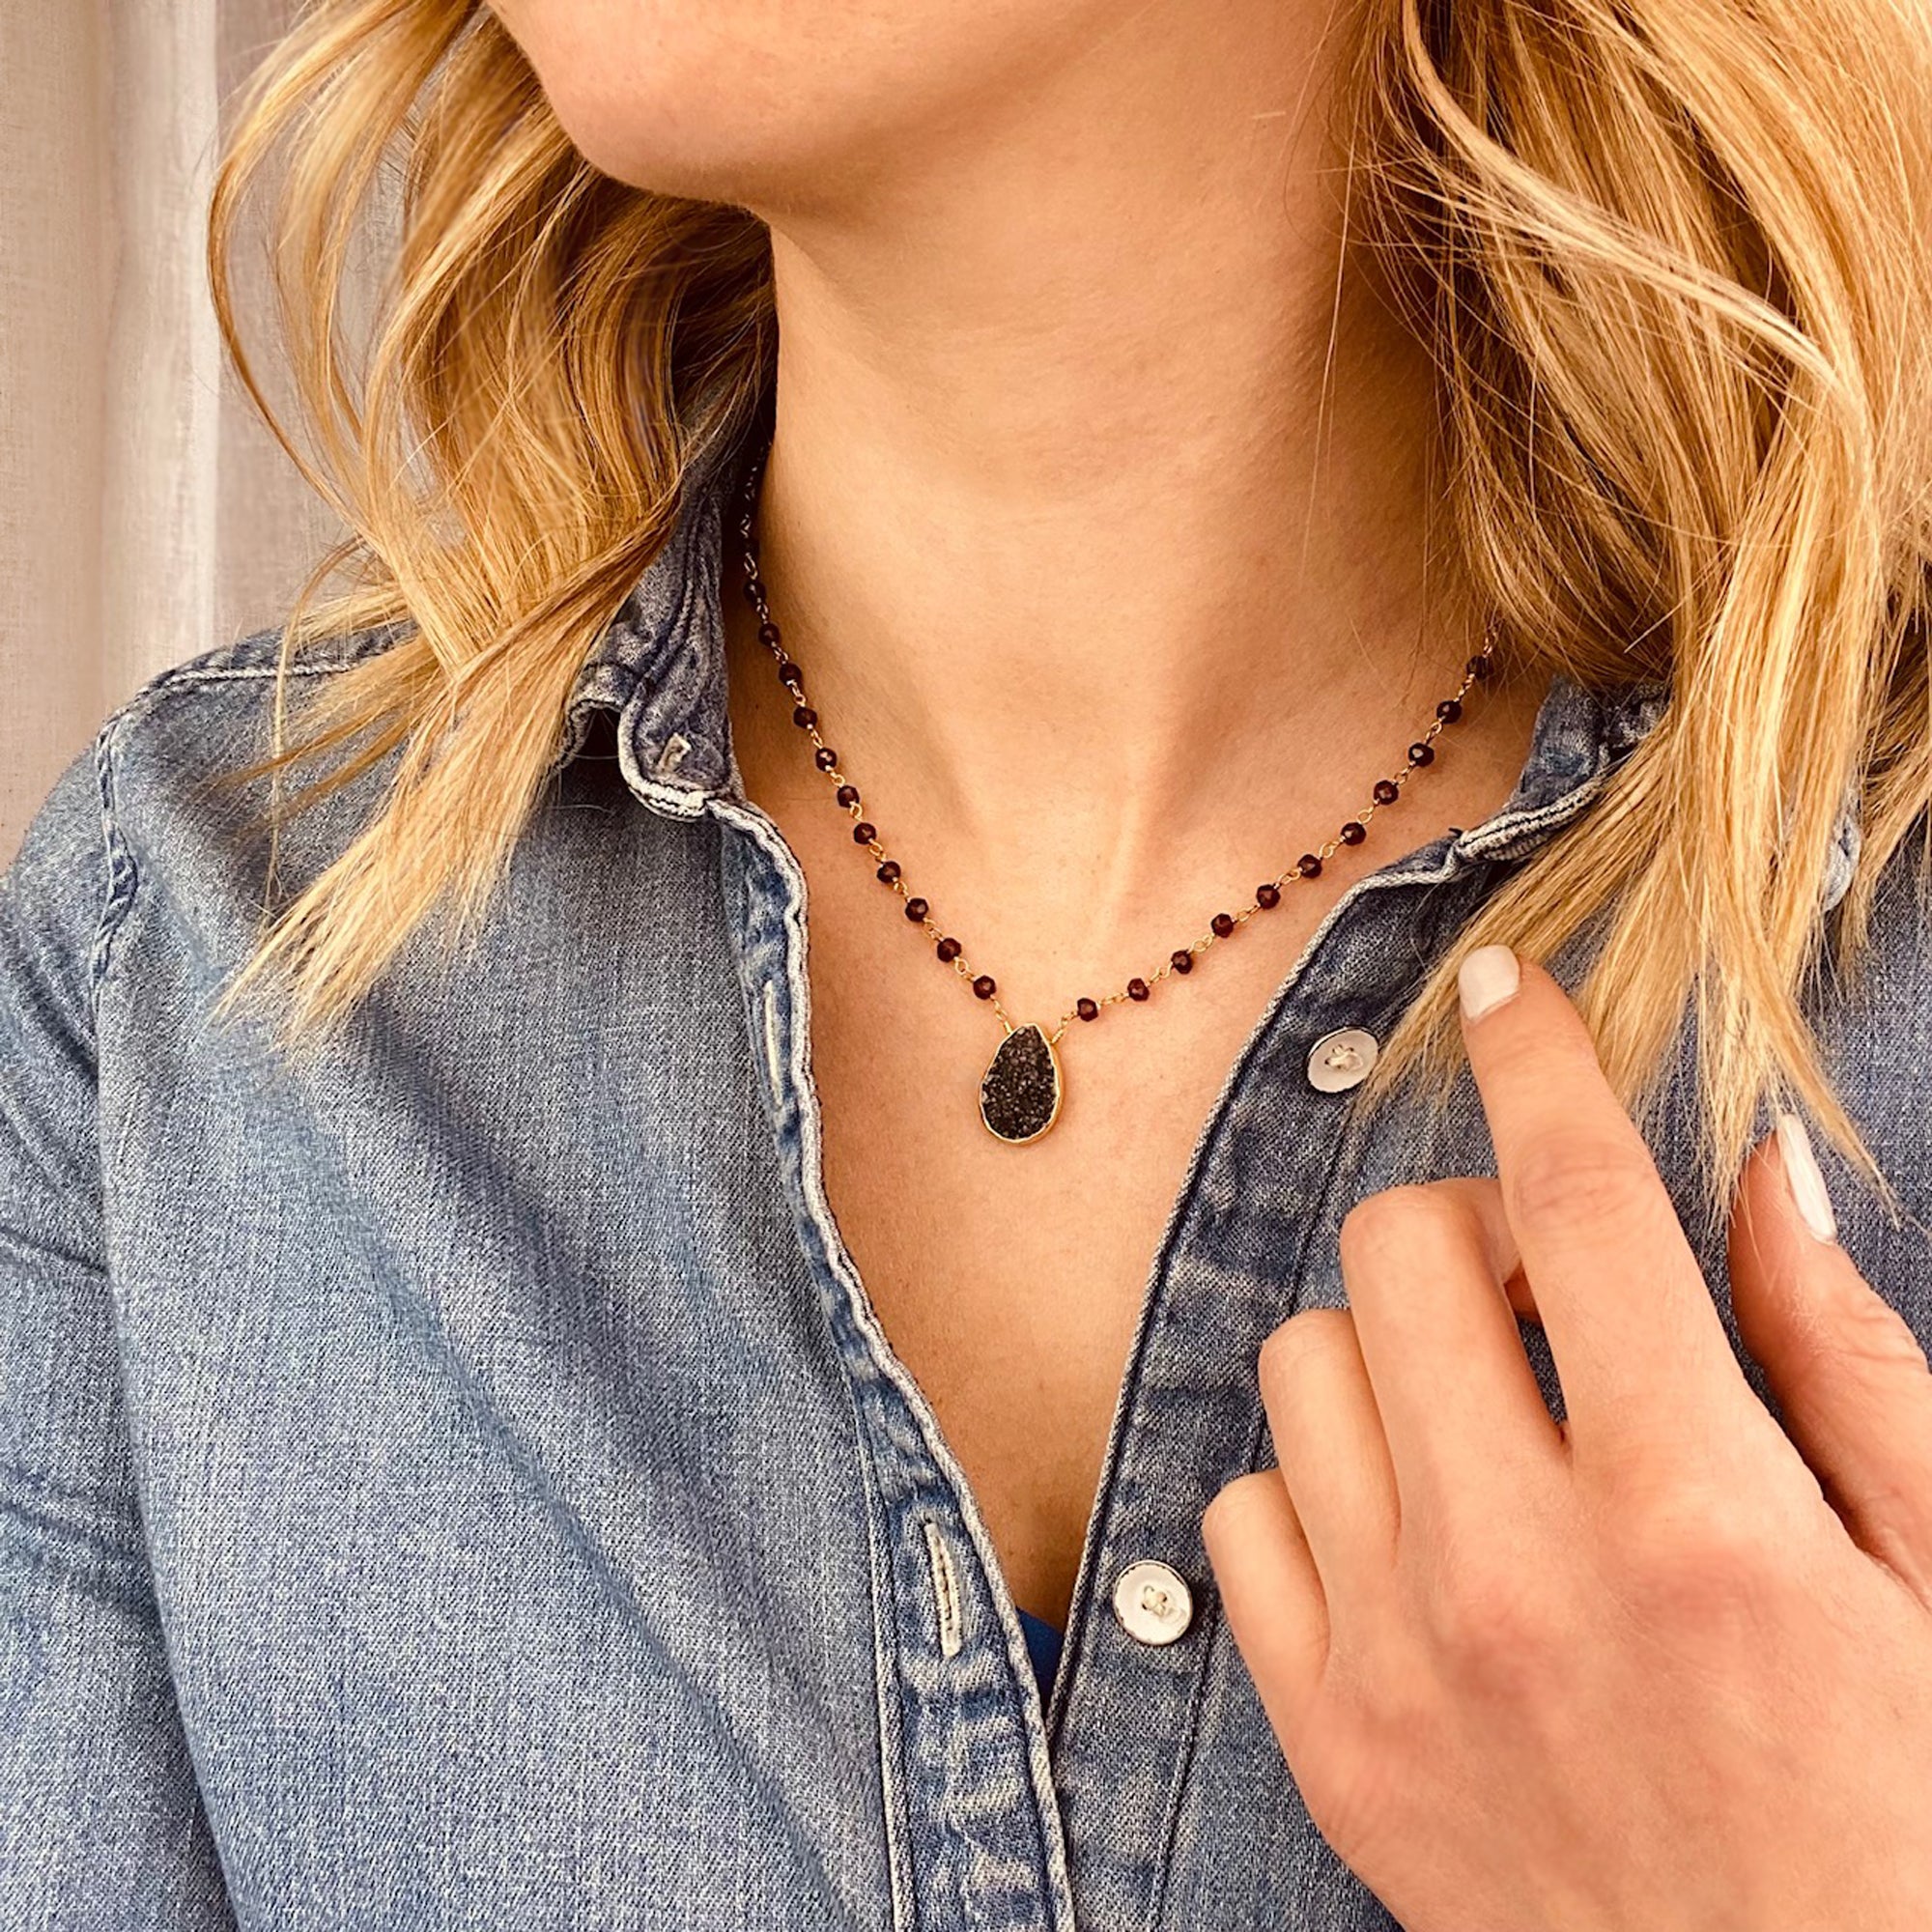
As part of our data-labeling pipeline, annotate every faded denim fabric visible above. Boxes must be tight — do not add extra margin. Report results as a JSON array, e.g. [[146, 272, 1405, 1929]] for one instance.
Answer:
[[3, 424, 1929, 1932]]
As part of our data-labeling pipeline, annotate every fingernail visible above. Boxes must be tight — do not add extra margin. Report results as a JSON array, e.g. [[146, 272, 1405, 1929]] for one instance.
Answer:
[[1458, 944, 1520, 1021], [1776, 1110, 1837, 1244]]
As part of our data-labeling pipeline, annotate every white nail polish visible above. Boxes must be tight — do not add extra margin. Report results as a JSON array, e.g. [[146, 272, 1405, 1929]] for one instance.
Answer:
[[1776, 1111, 1838, 1244], [1458, 944, 1520, 1020]]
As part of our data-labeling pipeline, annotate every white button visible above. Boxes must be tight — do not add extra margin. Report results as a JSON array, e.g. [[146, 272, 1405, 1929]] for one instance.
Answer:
[[1111, 1559, 1195, 1646], [1306, 1026, 1378, 1094]]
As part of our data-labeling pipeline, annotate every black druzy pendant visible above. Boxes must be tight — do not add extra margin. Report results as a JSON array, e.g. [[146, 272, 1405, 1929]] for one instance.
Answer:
[[980, 1022, 1063, 1144]]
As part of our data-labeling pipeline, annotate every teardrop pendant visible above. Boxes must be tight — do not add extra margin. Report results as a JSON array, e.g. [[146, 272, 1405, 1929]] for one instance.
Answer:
[[980, 1022, 1063, 1144]]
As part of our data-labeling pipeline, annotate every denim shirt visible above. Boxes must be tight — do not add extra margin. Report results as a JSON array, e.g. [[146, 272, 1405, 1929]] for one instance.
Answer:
[[3, 429, 1928, 1932]]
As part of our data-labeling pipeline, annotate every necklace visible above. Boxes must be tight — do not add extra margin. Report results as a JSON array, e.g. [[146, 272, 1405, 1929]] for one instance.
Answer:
[[730, 437, 1495, 1146]]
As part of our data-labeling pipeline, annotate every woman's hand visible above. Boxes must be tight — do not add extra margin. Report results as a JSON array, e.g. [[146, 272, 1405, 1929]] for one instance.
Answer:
[[1202, 945, 1932, 1932]]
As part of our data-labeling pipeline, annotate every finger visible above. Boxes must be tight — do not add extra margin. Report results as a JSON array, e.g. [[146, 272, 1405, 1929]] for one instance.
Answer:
[[1730, 1112, 1932, 1599], [1457, 946, 1750, 1451], [1203, 1468, 1328, 1749], [1257, 1307, 1399, 1610], [1340, 1179, 1565, 1522]]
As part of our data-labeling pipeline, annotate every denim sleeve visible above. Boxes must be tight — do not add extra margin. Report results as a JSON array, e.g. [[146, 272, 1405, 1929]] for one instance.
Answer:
[[0, 747, 236, 1929]]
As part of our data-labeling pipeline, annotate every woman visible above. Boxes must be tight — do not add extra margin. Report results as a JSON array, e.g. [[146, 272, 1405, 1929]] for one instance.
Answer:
[[5, 0, 1932, 1924]]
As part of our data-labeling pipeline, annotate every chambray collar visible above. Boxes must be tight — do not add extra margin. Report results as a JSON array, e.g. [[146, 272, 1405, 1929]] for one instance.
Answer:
[[555, 431, 1862, 910]]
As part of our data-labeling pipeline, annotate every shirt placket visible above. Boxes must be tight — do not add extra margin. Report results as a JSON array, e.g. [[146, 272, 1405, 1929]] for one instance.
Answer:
[[1041, 853, 1488, 1926], [712, 789, 1083, 1932], [1041, 679, 1664, 1928]]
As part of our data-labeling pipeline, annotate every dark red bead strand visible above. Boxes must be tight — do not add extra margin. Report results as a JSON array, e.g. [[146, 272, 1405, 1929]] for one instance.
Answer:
[[732, 433, 1495, 1044], [735, 473, 1003, 1002], [1058, 626, 1495, 1007]]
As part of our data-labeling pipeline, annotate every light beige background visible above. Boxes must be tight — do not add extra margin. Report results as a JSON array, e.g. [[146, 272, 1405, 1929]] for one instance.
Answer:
[[0, 0, 345, 862]]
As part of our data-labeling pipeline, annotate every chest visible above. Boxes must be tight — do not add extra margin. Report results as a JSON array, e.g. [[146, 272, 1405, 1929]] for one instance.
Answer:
[[787, 841, 1403, 1629]]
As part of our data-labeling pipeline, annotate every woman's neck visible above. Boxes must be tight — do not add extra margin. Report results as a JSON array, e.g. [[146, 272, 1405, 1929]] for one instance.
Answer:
[[725, 0, 1536, 934]]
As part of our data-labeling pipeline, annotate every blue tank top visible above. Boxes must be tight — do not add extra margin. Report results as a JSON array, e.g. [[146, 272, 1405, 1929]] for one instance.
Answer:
[[1015, 1606, 1064, 1705]]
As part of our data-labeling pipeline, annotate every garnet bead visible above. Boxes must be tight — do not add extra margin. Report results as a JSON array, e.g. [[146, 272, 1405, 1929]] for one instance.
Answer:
[[877, 861, 902, 885], [1373, 779, 1401, 805], [777, 658, 803, 688], [1076, 998, 1100, 1021], [1211, 912, 1236, 938], [1256, 882, 1282, 909], [936, 936, 962, 961], [1296, 853, 1322, 879], [740, 578, 761, 604], [813, 747, 838, 771], [792, 705, 816, 729], [1340, 820, 1367, 844], [757, 622, 781, 646], [836, 784, 860, 808], [1408, 742, 1435, 766], [852, 821, 877, 844], [1171, 950, 1194, 974], [1466, 653, 1492, 679], [1436, 697, 1463, 723], [1127, 978, 1151, 1002], [972, 975, 997, 1000], [904, 897, 929, 922]]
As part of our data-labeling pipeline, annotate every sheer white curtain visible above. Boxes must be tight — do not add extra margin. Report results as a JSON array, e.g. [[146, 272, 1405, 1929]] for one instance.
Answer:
[[0, 0, 343, 861]]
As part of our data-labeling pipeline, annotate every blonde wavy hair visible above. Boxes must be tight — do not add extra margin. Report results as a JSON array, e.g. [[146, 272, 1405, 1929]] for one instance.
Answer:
[[213, 0, 1932, 1219]]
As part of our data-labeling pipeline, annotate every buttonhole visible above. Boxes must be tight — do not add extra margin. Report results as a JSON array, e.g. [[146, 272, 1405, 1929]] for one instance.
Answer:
[[760, 980, 783, 1104], [923, 1520, 964, 1659]]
